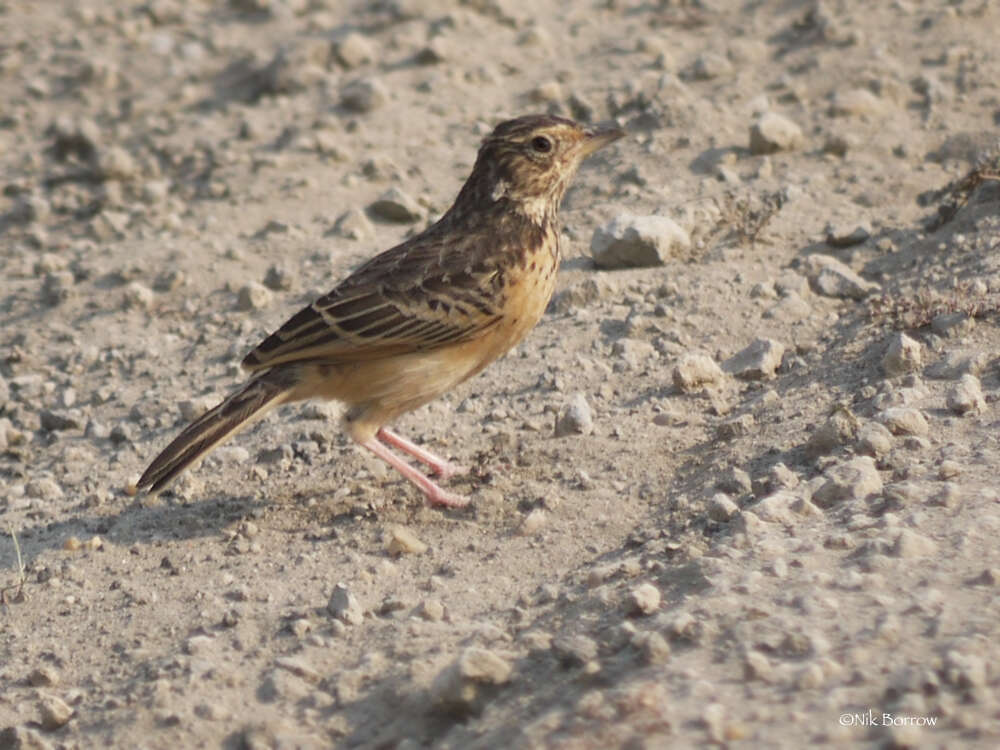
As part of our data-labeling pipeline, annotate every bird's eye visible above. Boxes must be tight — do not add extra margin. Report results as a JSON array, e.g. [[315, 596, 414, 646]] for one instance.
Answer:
[[531, 135, 552, 153]]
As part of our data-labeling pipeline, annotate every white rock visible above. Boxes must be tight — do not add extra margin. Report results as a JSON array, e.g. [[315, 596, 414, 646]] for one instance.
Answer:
[[340, 77, 387, 113], [554, 392, 593, 437], [723, 338, 785, 380], [335, 32, 375, 68], [879, 407, 929, 436], [753, 489, 817, 524], [38, 693, 73, 729], [636, 630, 671, 665], [590, 213, 690, 269], [26, 477, 64, 500], [708, 493, 739, 522], [882, 332, 922, 377], [612, 338, 656, 369], [431, 647, 512, 711], [744, 650, 774, 682], [518, 509, 547, 536], [327, 583, 364, 625], [812, 457, 883, 508], [813, 261, 881, 299], [673, 353, 724, 392], [237, 281, 273, 311], [806, 408, 859, 456], [691, 52, 733, 80], [386, 525, 427, 555], [825, 221, 871, 248], [749, 111, 804, 154], [368, 187, 423, 223], [946, 374, 985, 415], [830, 88, 884, 117], [332, 207, 375, 240], [857, 422, 893, 457], [892, 529, 937, 558], [97, 145, 138, 180], [628, 583, 661, 615], [764, 292, 811, 320]]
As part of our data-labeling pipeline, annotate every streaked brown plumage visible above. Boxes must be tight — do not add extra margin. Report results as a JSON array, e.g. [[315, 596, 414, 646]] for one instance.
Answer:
[[136, 114, 624, 507]]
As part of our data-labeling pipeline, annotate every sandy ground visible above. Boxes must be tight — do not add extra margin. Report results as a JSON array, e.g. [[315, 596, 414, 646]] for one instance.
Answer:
[[2, 0, 1000, 747]]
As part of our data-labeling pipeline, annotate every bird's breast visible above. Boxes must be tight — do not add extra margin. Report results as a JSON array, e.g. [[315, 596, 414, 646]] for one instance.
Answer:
[[471, 228, 560, 372]]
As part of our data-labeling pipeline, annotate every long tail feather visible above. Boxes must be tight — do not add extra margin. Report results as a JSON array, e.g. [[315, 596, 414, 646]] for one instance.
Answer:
[[137, 369, 296, 494]]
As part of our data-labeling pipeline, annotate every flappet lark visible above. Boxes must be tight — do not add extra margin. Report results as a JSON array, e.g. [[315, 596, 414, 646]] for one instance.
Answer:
[[136, 114, 624, 507]]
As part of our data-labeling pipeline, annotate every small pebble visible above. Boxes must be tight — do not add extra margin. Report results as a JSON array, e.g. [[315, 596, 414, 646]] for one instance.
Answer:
[[879, 407, 929, 436], [328, 583, 364, 625], [825, 221, 871, 248], [368, 187, 423, 223], [554, 392, 593, 437], [882, 333, 922, 377], [275, 656, 321, 684], [418, 599, 445, 622], [518, 508, 547, 536], [553, 634, 599, 666], [937, 460, 960, 480], [892, 529, 937, 558], [387, 525, 427, 555], [38, 693, 73, 729], [340, 77, 387, 113], [812, 456, 883, 508], [331, 208, 375, 240], [723, 338, 785, 380], [749, 112, 804, 154], [636, 630, 671, 664], [946, 374, 984, 415], [857, 422, 893, 457], [123, 282, 154, 311], [628, 582, 661, 616], [263, 264, 293, 291], [672, 353, 724, 392], [335, 32, 375, 68], [28, 665, 60, 687], [804, 254, 880, 299], [708, 493, 739, 522], [744, 650, 774, 682], [430, 647, 512, 712], [237, 281, 273, 311]]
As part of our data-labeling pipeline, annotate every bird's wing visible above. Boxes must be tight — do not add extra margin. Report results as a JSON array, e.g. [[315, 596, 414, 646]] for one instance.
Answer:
[[241, 236, 507, 371]]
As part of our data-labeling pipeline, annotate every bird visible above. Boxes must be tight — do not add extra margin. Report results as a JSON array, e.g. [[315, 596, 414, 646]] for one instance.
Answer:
[[135, 114, 624, 508]]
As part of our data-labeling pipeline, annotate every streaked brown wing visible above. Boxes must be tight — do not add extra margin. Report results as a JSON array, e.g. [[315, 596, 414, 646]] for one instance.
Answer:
[[241, 238, 506, 371]]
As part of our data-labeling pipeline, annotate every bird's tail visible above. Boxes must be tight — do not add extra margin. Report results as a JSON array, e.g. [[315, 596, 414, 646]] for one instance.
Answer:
[[136, 368, 298, 495]]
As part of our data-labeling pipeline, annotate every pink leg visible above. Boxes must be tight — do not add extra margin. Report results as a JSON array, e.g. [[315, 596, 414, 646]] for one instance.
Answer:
[[360, 437, 469, 508], [377, 427, 466, 480]]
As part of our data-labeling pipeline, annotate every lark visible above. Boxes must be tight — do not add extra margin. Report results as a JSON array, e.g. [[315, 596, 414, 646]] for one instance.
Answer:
[[136, 114, 624, 507]]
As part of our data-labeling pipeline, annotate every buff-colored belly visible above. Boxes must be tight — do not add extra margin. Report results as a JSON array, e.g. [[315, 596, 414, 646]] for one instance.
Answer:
[[298, 248, 559, 442]]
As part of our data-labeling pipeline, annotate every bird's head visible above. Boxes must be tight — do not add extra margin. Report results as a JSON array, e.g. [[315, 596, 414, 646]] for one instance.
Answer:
[[459, 114, 624, 225]]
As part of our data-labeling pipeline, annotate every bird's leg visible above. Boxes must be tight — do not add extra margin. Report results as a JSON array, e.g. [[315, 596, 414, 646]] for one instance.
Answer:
[[360, 436, 469, 508], [376, 427, 467, 480]]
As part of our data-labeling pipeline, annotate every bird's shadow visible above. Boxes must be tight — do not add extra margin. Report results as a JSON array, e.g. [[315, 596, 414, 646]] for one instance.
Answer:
[[0, 492, 267, 574], [0, 456, 488, 579]]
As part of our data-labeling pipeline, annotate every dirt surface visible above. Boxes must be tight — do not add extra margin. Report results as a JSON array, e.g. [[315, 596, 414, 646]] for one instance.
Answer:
[[3, 0, 1000, 747]]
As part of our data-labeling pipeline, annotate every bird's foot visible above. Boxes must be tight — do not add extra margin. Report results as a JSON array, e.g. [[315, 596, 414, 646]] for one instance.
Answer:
[[429, 460, 467, 481], [424, 485, 470, 508]]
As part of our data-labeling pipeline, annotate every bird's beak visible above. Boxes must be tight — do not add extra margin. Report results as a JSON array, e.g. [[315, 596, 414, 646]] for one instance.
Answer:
[[580, 123, 626, 157]]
